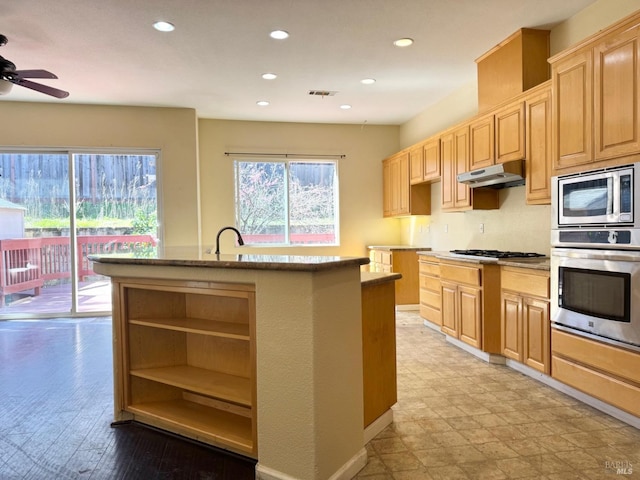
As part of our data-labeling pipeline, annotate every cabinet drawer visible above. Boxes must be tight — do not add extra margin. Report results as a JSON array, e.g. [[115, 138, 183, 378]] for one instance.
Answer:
[[420, 288, 441, 308], [420, 275, 440, 293], [419, 261, 440, 276], [440, 263, 481, 286], [501, 268, 549, 298]]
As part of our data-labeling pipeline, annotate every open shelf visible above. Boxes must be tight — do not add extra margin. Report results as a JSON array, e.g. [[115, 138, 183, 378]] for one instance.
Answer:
[[130, 366, 251, 406], [129, 317, 250, 340], [128, 398, 254, 455]]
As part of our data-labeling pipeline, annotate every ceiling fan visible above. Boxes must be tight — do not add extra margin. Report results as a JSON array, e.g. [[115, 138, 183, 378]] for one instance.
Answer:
[[0, 34, 69, 99]]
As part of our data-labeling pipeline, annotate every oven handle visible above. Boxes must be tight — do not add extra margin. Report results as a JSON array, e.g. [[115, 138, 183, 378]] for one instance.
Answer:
[[552, 248, 640, 262]]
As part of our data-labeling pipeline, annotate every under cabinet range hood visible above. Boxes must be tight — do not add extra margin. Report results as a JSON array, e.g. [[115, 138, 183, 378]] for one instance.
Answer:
[[457, 159, 525, 189]]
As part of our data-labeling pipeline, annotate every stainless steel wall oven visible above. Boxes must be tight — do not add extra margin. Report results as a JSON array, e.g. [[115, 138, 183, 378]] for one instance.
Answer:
[[551, 163, 640, 352]]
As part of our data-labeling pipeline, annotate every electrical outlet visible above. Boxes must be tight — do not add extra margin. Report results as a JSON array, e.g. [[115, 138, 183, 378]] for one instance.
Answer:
[[480, 223, 485, 234]]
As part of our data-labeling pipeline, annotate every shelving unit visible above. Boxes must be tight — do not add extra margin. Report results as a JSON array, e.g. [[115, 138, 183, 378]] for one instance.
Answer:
[[113, 278, 257, 458]]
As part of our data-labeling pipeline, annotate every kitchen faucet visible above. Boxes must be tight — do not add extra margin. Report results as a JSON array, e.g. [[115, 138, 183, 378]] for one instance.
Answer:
[[214, 226, 245, 254]]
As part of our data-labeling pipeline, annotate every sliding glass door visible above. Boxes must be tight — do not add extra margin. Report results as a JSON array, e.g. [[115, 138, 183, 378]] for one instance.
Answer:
[[0, 151, 158, 318]]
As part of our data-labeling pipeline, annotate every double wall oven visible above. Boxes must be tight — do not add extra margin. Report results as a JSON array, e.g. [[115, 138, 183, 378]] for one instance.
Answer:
[[551, 162, 640, 351]]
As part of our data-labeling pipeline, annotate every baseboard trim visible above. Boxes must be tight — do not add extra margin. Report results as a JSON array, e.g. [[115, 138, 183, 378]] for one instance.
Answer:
[[505, 359, 640, 430], [255, 448, 368, 480], [445, 335, 505, 364], [364, 409, 393, 444], [422, 319, 443, 333]]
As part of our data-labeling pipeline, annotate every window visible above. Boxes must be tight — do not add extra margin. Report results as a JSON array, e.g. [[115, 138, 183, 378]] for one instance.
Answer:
[[234, 159, 339, 245]]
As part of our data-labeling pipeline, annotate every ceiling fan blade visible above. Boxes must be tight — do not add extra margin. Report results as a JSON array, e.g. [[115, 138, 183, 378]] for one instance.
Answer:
[[8, 77, 69, 98], [12, 69, 58, 79]]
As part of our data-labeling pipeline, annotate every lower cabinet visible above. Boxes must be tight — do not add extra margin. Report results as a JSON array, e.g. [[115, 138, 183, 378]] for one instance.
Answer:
[[552, 329, 640, 418], [439, 260, 501, 353], [418, 257, 441, 326], [500, 266, 550, 374], [369, 248, 420, 305], [112, 278, 257, 458]]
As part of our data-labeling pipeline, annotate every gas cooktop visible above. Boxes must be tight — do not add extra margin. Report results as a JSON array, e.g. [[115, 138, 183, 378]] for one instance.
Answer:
[[449, 249, 546, 260]]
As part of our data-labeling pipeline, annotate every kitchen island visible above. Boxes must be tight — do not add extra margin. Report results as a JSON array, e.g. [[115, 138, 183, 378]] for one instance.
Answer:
[[91, 248, 376, 480]]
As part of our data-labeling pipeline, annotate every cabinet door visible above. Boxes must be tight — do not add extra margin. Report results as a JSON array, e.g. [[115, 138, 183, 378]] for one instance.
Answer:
[[523, 297, 550, 374], [496, 101, 525, 163], [382, 159, 392, 217], [458, 285, 482, 349], [552, 49, 593, 170], [440, 132, 455, 210], [409, 145, 424, 185], [422, 137, 441, 181], [397, 152, 410, 215], [525, 87, 552, 204], [501, 291, 523, 361], [453, 126, 471, 209], [469, 114, 495, 170], [440, 281, 458, 337], [594, 26, 640, 161]]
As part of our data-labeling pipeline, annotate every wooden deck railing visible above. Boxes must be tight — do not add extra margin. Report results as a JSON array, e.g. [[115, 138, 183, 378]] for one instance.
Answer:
[[0, 235, 156, 306]]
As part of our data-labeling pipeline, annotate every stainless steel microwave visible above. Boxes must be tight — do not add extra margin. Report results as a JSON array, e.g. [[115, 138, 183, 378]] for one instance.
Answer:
[[551, 163, 640, 248], [552, 163, 638, 228]]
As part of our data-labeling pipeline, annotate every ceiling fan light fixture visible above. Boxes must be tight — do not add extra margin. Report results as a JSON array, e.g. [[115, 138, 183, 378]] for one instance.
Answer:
[[393, 38, 414, 47], [153, 21, 175, 32], [270, 30, 289, 40], [0, 79, 13, 95]]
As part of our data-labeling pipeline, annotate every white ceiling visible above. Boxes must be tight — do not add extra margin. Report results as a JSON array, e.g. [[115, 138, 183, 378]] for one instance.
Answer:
[[0, 0, 597, 125]]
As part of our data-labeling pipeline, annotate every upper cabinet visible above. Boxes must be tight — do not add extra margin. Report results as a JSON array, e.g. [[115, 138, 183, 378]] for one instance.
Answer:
[[441, 124, 499, 212], [422, 137, 441, 181], [495, 100, 526, 163], [469, 113, 495, 170], [525, 82, 553, 205], [382, 151, 430, 217], [551, 11, 640, 175], [476, 28, 550, 112]]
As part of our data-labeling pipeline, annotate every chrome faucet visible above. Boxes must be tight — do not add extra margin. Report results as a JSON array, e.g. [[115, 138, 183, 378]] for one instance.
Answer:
[[214, 226, 245, 254]]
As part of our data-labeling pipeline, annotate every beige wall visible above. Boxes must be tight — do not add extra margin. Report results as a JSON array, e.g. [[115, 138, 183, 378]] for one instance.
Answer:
[[0, 102, 200, 248], [197, 119, 399, 257], [397, 0, 640, 255]]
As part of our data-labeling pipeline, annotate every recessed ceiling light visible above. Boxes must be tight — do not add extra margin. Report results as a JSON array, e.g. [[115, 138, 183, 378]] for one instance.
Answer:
[[257, 100, 270, 106], [153, 21, 175, 32], [393, 38, 414, 47], [340, 104, 352, 110], [262, 73, 277, 80], [270, 30, 289, 40], [361, 78, 376, 85]]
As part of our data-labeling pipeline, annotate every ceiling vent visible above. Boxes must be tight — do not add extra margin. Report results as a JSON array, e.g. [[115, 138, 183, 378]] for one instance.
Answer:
[[308, 90, 338, 97]]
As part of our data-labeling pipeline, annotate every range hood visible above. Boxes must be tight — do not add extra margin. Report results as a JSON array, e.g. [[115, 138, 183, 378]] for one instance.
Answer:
[[457, 159, 525, 189]]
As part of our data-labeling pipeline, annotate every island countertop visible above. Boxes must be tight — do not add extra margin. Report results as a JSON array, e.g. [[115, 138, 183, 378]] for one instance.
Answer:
[[88, 247, 369, 272]]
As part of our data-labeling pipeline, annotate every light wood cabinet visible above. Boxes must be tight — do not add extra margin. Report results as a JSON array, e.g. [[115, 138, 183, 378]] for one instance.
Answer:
[[382, 152, 430, 217], [525, 83, 552, 204], [112, 278, 257, 458], [552, 329, 640, 418], [495, 100, 526, 163], [469, 113, 495, 170], [418, 257, 441, 326], [369, 248, 420, 305], [500, 267, 550, 374], [439, 260, 501, 353], [422, 137, 441, 181], [551, 12, 640, 174], [409, 144, 424, 185], [441, 125, 499, 212]]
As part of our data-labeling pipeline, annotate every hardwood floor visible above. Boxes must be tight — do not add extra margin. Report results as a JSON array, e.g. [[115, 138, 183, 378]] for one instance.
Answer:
[[0, 317, 256, 479]]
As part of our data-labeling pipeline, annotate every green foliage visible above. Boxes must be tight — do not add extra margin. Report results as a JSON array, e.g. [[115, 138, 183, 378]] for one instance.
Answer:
[[132, 209, 158, 235]]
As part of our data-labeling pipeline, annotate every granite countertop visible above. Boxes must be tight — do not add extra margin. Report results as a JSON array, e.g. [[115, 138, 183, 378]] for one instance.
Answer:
[[361, 271, 402, 286], [368, 245, 431, 251], [417, 251, 550, 271], [89, 247, 369, 272]]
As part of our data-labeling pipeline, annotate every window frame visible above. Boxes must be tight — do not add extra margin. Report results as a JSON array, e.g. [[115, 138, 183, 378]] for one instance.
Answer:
[[233, 157, 340, 247]]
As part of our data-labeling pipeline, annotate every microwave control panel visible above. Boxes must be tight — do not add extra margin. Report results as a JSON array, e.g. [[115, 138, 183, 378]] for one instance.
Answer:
[[557, 230, 631, 245]]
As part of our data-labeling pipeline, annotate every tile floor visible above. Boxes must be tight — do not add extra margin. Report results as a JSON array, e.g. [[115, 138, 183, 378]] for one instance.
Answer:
[[356, 310, 640, 480]]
